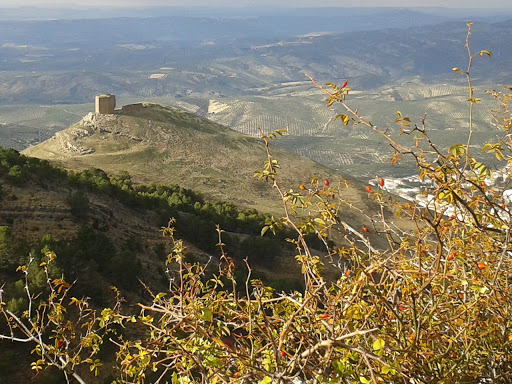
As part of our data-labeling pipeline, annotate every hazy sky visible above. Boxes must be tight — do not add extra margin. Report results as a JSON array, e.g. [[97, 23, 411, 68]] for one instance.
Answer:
[[0, 0, 511, 7]]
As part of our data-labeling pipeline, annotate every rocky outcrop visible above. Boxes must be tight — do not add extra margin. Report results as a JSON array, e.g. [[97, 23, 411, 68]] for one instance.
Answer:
[[55, 129, 95, 155], [78, 112, 116, 129], [77, 112, 143, 142]]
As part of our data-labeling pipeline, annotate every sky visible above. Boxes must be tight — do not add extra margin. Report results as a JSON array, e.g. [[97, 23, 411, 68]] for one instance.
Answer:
[[0, 0, 511, 7]]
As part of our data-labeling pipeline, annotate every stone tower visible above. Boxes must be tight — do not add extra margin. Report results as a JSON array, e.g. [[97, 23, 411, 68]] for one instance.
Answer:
[[95, 94, 116, 115]]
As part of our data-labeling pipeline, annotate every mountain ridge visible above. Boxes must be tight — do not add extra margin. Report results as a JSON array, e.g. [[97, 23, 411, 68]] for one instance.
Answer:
[[23, 103, 363, 215]]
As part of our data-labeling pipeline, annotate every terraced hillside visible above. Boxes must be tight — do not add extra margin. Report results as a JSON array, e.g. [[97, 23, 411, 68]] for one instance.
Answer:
[[163, 80, 500, 178]]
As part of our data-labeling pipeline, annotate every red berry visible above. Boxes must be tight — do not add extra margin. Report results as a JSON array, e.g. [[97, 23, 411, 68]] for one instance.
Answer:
[[341, 80, 348, 88], [379, 178, 384, 188], [221, 336, 234, 348], [320, 313, 329, 319], [324, 179, 330, 187], [362, 226, 369, 233], [281, 350, 286, 357], [365, 186, 372, 193], [447, 252, 456, 261]]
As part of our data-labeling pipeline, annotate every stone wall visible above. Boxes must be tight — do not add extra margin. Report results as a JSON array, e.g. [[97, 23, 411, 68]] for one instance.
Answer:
[[95, 94, 116, 114], [121, 103, 144, 114]]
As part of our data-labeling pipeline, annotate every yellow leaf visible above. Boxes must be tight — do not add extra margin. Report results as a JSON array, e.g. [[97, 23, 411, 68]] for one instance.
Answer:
[[373, 338, 385, 351], [479, 49, 492, 58]]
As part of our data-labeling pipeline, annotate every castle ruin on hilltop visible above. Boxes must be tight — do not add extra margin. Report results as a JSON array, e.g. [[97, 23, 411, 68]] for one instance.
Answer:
[[95, 94, 116, 114], [95, 94, 145, 115]]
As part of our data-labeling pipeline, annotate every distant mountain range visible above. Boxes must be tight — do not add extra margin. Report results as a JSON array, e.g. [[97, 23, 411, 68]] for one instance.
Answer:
[[0, 16, 510, 106], [2, 10, 510, 185]]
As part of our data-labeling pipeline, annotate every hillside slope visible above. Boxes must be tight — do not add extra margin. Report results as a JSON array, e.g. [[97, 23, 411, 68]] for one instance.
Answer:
[[23, 103, 373, 217]]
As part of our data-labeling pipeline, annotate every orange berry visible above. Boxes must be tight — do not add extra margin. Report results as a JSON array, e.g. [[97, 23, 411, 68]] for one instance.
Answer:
[[447, 252, 456, 261], [477, 262, 486, 270], [365, 185, 372, 192], [345, 269, 351, 277], [399, 305, 407, 311], [379, 177, 384, 187], [320, 313, 329, 319], [299, 184, 306, 190], [341, 80, 348, 88], [362, 226, 369, 233]]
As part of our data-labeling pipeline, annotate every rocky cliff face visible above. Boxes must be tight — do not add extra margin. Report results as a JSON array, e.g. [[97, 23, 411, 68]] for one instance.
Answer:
[[44, 112, 151, 157]]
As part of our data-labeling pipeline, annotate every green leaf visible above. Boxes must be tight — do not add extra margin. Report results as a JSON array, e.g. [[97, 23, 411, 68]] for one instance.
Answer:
[[154, 292, 167, 302], [203, 355, 223, 368], [382, 365, 396, 375], [360, 377, 371, 384], [449, 144, 466, 157], [200, 308, 213, 322], [373, 338, 385, 351], [259, 377, 273, 384]]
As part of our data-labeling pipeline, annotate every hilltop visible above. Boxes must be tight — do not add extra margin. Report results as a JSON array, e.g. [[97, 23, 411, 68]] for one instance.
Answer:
[[23, 103, 373, 218]]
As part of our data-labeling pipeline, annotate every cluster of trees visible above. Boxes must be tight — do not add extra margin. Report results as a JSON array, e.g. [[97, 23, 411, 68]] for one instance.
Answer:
[[0, 147, 287, 263], [1, 24, 512, 383]]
